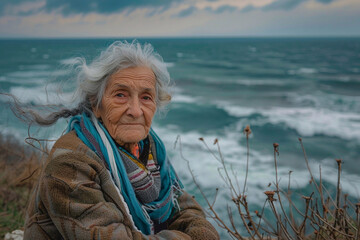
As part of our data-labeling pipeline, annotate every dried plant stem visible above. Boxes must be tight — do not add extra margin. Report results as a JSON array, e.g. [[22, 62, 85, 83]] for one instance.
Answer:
[[287, 171, 297, 233], [268, 200, 293, 240], [257, 199, 277, 235], [241, 197, 263, 239], [334, 159, 342, 229], [227, 205, 243, 239], [200, 139, 239, 198], [176, 136, 243, 239], [356, 204, 360, 240], [298, 194, 313, 237], [318, 165, 328, 226], [311, 211, 354, 238], [175, 130, 359, 240], [273, 143, 300, 238], [216, 141, 239, 197], [298, 138, 321, 193], [242, 133, 250, 196], [234, 202, 256, 239]]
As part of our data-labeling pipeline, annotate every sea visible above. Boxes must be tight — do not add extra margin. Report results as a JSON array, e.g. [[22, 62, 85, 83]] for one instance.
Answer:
[[1, 38, 360, 238]]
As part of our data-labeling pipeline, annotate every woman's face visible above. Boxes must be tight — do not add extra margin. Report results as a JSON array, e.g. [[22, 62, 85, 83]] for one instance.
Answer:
[[93, 66, 157, 146]]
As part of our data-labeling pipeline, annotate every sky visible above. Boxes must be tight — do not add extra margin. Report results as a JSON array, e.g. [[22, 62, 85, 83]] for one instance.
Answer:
[[0, 0, 359, 38]]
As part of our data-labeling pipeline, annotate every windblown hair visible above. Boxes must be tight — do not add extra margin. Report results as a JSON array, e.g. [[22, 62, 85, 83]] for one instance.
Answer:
[[10, 40, 172, 126]]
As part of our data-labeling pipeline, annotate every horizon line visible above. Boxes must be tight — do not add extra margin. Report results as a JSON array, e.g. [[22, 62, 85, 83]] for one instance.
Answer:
[[1, 35, 360, 40]]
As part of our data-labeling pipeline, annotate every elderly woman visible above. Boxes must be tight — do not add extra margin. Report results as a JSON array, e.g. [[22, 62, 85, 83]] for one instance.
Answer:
[[23, 41, 219, 239]]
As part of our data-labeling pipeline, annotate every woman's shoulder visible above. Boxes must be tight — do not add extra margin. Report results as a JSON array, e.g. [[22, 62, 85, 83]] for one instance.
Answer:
[[50, 130, 84, 154], [47, 131, 104, 170]]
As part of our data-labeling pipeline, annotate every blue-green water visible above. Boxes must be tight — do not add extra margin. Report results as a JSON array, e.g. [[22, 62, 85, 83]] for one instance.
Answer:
[[1, 38, 360, 237]]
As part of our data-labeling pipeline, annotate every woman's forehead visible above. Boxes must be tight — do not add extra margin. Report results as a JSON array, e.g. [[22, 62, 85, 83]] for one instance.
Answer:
[[107, 66, 156, 91]]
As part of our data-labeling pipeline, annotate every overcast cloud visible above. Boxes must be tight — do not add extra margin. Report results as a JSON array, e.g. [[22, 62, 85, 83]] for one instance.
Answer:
[[1, 0, 338, 16], [0, 0, 359, 38]]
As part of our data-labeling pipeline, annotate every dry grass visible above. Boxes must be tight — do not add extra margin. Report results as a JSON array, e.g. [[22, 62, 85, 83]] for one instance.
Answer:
[[178, 125, 360, 240], [0, 134, 42, 239]]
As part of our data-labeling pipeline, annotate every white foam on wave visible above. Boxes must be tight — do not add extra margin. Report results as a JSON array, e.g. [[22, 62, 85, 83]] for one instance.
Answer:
[[170, 87, 198, 104], [7, 69, 68, 79], [263, 107, 360, 141], [171, 94, 198, 104], [59, 57, 79, 65], [216, 103, 257, 117], [288, 68, 318, 75], [248, 46, 257, 52], [220, 104, 360, 142], [9, 85, 73, 105], [236, 79, 285, 86], [289, 92, 360, 111], [8, 71, 49, 78], [165, 62, 175, 68]]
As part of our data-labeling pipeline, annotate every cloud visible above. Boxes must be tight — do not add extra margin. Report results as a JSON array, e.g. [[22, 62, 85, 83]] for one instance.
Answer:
[[0, 0, 342, 19], [240, 0, 337, 12], [262, 0, 307, 11], [177, 4, 238, 17], [1, 0, 183, 16], [316, 0, 334, 3], [212, 5, 238, 14], [0, 0, 41, 16], [176, 6, 198, 18], [240, 4, 256, 13], [46, 0, 185, 15]]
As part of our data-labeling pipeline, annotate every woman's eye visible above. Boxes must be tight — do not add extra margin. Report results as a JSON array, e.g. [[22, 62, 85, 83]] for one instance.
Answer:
[[142, 96, 152, 101], [116, 93, 125, 97]]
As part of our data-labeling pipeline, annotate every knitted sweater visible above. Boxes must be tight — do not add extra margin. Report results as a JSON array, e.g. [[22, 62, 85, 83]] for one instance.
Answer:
[[23, 131, 219, 240]]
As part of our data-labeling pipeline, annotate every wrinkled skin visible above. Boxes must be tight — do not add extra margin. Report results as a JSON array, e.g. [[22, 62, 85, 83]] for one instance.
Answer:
[[93, 66, 157, 152]]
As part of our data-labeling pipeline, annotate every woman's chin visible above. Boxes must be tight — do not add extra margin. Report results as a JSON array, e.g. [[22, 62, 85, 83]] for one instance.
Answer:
[[115, 130, 147, 145]]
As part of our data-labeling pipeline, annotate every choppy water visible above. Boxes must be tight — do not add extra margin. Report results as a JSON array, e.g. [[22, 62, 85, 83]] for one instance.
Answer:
[[1, 38, 360, 237]]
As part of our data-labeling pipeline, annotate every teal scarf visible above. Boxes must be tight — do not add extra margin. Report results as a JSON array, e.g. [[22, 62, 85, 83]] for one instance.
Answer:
[[68, 112, 183, 235]]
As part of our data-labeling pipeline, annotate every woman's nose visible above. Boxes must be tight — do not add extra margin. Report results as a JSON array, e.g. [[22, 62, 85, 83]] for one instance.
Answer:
[[126, 97, 143, 118]]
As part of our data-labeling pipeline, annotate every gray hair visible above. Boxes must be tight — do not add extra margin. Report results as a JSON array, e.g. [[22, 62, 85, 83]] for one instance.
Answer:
[[76, 40, 171, 111], [10, 40, 172, 126]]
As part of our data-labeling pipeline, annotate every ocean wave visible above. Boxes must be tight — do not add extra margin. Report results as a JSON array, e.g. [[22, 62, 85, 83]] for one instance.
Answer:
[[288, 68, 318, 75], [154, 124, 360, 211], [7, 69, 68, 79], [289, 92, 360, 111], [8, 85, 73, 105], [235, 79, 285, 86], [165, 62, 175, 68], [219, 104, 360, 142], [59, 57, 79, 65], [19, 64, 51, 70], [0, 124, 25, 141], [216, 103, 257, 117], [263, 107, 360, 141], [170, 87, 199, 103], [171, 94, 198, 103]]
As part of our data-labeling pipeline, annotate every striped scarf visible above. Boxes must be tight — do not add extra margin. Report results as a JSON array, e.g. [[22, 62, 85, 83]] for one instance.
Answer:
[[118, 141, 161, 204], [68, 112, 183, 235]]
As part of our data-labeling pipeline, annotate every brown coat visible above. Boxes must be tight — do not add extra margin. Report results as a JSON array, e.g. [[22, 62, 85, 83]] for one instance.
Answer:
[[24, 131, 219, 240]]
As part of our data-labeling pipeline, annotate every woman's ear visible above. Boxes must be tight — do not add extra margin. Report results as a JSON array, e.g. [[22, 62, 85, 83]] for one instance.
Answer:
[[90, 97, 101, 118], [92, 106, 101, 118]]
